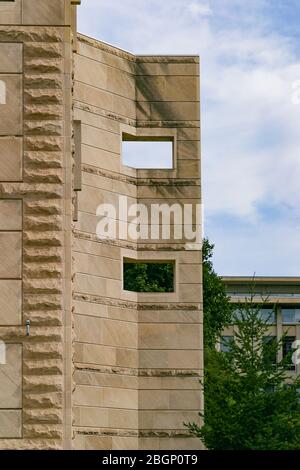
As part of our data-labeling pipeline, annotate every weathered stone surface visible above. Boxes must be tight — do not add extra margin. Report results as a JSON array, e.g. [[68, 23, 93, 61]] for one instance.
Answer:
[[0, 43, 23, 73], [25, 137, 63, 152], [22, 0, 65, 27], [0, 344, 22, 408], [0, 75, 23, 135], [24, 168, 63, 184], [24, 42, 63, 59], [0, 137, 23, 181], [23, 342, 63, 360], [0, 2, 202, 451], [23, 424, 62, 439], [24, 74, 63, 90], [24, 151, 63, 168], [0, 281, 22, 325], [0, 411, 22, 438], [0, 232, 22, 279], [24, 246, 63, 263], [23, 375, 63, 393], [24, 120, 63, 134], [23, 409, 63, 425], [24, 215, 62, 231], [0, 199, 22, 230], [23, 294, 63, 311], [23, 231, 63, 247], [24, 104, 62, 120]]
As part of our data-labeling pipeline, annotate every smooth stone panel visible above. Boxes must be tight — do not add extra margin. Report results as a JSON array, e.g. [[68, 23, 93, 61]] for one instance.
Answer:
[[0, 137, 22, 181], [136, 101, 200, 121], [74, 385, 138, 409], [0, 200, 22, 230], [139, 410, 200, 430], [0, 75, 22, 136], [0, 410, 22, 438], [0, 280, 22, 325], [139, 389, 202, 410], [22, 0, 64, 25], [139, 323, 202, 349], [0, 0, 21, 24], [0, 44, 23, 74], [77, 41, 136, 75], [136, 62, 199, 76], [0, 232, 22, 279], [0, 343, 22, 408], [136, 76, 199, 102]]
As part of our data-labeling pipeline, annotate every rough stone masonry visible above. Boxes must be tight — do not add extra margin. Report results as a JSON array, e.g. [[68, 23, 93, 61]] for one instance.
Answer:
[[0, 0, 203, 450]]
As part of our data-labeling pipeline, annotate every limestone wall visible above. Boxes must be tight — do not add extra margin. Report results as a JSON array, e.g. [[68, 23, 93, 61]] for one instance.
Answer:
[[73, 34, 203, 450], [0, 0, 203, 451]]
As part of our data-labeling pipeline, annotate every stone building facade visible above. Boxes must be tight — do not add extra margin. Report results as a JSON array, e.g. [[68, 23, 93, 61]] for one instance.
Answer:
[[0, 0, 203, 450], [222, 277, 300, 377]]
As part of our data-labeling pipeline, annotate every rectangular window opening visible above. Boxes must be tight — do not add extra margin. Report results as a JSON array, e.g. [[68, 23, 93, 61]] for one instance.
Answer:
[[282, 308, 300, 324], [262, 336, 277, 366], [122, 133, 173, 169], [283, 336, 296, 371], [123, 259, 175, 293], [220, 336, 234, 353]]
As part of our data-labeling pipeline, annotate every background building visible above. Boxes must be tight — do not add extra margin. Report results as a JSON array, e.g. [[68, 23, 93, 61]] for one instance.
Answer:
[[0, 0, 203, 450], [222, 277, 300, 376]]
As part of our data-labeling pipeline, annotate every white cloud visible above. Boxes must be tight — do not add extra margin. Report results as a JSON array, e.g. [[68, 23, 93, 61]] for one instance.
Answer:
[[188, 2, 213, 17], [77, 0, 300, 275]]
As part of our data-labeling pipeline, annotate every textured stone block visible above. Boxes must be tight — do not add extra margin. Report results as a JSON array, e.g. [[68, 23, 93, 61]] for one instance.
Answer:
[[0, 344, 22, 408], [0, 410, 22, 438], [0, 232, 22, 279], [0, 200, 22, 230], [0, 75, 22, 136], [0, 44, 23, 74], [0, 280, 22, 325]]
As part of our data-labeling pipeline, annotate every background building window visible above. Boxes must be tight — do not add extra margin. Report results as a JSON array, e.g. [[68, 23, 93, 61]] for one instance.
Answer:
[[282, 308, 300, 324], [283, 336, 296, 370], [259, 308, 276, 324], [262, 336, 277, 366], [231, 307, 275, 324], [220, 336, 234, 353]]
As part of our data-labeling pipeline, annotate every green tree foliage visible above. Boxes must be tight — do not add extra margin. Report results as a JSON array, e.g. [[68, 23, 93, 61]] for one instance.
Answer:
[[202, 239, 233, 349], [187, 297, 300, 449], [123, 262, 174, 293]]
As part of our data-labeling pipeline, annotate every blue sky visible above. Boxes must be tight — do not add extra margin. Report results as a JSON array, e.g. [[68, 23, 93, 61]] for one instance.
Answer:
[[78, 0, 300, 276]]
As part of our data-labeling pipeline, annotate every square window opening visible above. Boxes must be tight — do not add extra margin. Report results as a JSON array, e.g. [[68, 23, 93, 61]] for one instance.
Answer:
[[122, 134, 174, 169], [220, 336, 234, 353], [123, 259, 175, 293]]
